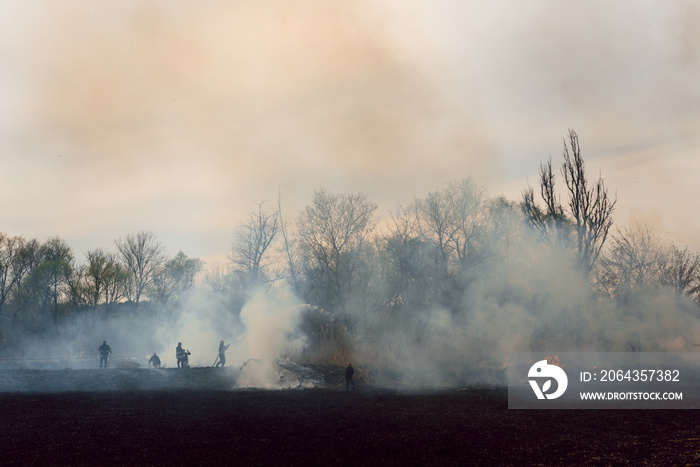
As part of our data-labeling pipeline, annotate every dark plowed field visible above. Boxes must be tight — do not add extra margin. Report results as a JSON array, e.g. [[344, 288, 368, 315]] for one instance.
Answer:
[[1, 369, 699, 466]]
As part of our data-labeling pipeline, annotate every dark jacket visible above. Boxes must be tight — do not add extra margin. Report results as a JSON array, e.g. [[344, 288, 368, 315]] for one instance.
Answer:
[[345, 365, 354, 381], [99, 344, 111, 357]]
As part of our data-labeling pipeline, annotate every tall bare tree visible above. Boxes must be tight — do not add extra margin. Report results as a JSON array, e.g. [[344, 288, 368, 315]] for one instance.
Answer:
[[115, 231, 165, 307], [522, 129, 616, 276], [561, 129, 616, 275], [230, 200, 280, 287]]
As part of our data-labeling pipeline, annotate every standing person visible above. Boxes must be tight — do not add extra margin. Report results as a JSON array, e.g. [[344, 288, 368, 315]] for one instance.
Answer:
[[148, 352, 161, 368], [345, 363, 355, 391], [175, 342, 185, 368], [215, 340, 231, 367], [98, 341, 112, 368]]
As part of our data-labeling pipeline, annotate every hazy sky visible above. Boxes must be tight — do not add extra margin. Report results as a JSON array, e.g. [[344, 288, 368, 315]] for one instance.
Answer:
[[1, 1, 699, 265]]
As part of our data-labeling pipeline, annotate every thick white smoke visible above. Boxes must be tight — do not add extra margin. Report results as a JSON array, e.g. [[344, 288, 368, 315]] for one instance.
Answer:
[[343, 218, 700, 389], [232, 289, 307, 388]]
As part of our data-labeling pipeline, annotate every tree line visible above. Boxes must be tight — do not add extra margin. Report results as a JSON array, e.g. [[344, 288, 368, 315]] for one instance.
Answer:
[[0, 232, 202, 341], [1, 129, 698, 353], [228, 130, 698, 307]]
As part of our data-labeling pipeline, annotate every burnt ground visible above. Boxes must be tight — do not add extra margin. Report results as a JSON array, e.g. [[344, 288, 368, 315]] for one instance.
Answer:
[[1, 367, 700, 466]]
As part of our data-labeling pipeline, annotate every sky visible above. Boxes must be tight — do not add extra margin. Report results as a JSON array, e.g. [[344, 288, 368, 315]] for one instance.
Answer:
[[1, 0, 699, 266]]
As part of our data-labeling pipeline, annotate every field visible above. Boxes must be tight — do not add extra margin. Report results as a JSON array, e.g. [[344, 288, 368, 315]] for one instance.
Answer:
[[1, 367, 699, 466]]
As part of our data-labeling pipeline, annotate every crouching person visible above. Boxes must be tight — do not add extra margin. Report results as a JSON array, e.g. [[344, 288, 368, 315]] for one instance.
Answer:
[[149, 352, 161, 368], [176, 342, 191, 368]]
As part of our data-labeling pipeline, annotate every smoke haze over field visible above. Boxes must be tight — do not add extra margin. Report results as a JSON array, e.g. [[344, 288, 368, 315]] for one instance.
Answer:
[[1, 1, 700, 391], [0, 1, 699, 262], [6, 215, 698, 390], [2, 287, 315, 389]]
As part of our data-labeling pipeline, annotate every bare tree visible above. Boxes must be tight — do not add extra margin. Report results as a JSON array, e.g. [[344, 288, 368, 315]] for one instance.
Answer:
[[594, 223, 665, 303], [115, 231, 165, 307], [596, 224, 700, 303], [562, 129, 616, 275], [296, 188, 377, 313], [521, 158, 570, 248], [388, 203, 420, 245], [444, 178, 487, 265], [103, 262, 130, 311], [415, 189, 456, 268], [229, 200, 280, 288], [406, 178, 493, 310], [522, 129, 616, 276], [414, 179, 488, 268], [661, 244, 700, 299]]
